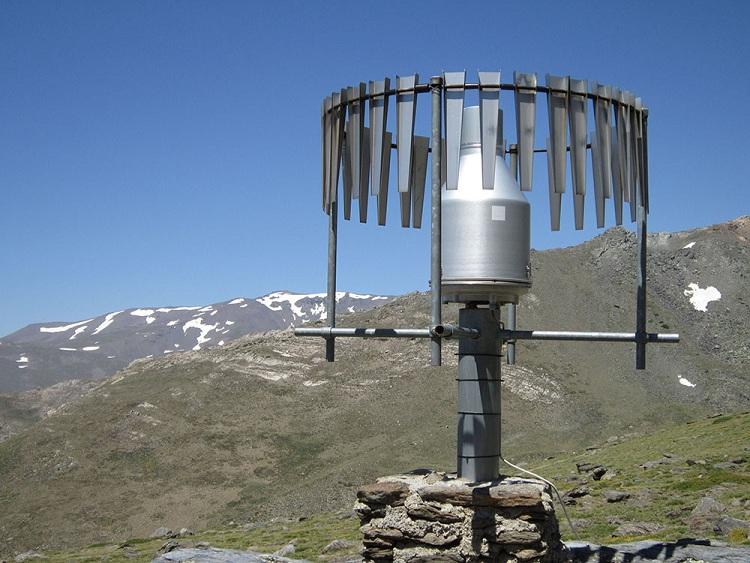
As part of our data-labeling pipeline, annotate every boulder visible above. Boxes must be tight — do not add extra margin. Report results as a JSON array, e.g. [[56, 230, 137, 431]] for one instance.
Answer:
[[603, 490, 630, 503], [688, 496, 726, 533], [714, 516, 750, 536], [150, 527, 176, 539], [612, 522, 664, 537], [358, 481, 410, 506]]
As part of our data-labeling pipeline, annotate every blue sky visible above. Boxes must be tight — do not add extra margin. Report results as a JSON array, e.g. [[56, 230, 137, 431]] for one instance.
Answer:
[[1, 1, 748, 336]]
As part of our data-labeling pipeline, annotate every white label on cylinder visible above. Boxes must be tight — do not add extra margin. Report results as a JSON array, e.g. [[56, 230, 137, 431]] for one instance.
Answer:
[[491, 205, 506, 221]]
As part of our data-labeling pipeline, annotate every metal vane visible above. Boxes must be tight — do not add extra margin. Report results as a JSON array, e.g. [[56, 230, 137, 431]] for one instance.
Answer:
[[359, 127, 371, 222], [328, 89, 346, 211], [615, 91, 630, 205], [592, 83, 613, 199], [411, 134, 429, 228], [568, 78, 588, 197], [634, 99, 649, 212], [514, 72, 537, 191], [546, 137, 562, 230], [610, 126, 624, 225], [546, 74, 569, 194], [630, 98, 643, 218], [369, 79, 390, 197], [591, 131, 605, 228], [322, 96, 332, 211], [444, 71, 466, 190], [347, 83, 366, 208], [397, 74, 419, 194], [479, 71, 501, 189], [342, 136, 353, 220], [377, 131, 392, 226], [622, 91, 636, 222]]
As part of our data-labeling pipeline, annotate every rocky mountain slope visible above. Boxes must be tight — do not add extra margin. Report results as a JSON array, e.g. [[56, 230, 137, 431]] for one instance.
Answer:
[[0, 291, 391, 394], [0, 217, 747, 557]]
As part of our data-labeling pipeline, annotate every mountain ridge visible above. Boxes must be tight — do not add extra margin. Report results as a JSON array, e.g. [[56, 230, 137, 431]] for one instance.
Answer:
[[0, 291, 393, 394]]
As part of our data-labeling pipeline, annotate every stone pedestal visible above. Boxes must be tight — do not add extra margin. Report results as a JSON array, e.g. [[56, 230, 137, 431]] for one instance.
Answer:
[[355, 471, 566, 563]]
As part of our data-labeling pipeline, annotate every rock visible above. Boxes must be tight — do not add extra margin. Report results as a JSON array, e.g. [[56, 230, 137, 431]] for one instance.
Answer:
[[151, 546, 307, 562], [404, 494, 464, 524], [565, 538, 750, 563], [178, 528, 193, 537], [686, 458, 706, 466], [13, 552, 45, 562], [575, 462, 599, 473], [150, 527, 176, 539], [272, 542, 296, 557], [358, 481, 410, 506], [640, 457, 672, 469], [393, 547, 463, 562], [603, 490, 630, 503], [320, 539, 356, 554], [713, 461, 740, 470], [158, 541, 181, 554], [590, 466, 607, 480], [417, 480, 543, 510], [612, 522, 664, 537], [714, 516, 750, 535], [689, 496, 727, 533], [565, 485, 591, 498]]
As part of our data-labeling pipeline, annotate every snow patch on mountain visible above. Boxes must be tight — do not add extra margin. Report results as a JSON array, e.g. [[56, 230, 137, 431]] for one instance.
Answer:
[[182, 318, 218, 351], [130, 309, 155, 317], [39, 319, 93, 334], [69, 326, 88, 340], [678, 375, 696, 387], [93, 311, 122, 335], [683, 283, 721, 312]]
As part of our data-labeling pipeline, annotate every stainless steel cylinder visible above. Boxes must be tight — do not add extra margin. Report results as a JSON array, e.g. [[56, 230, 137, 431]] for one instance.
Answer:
[[457, 306, 501, 482], [442, 106, 531, 304]]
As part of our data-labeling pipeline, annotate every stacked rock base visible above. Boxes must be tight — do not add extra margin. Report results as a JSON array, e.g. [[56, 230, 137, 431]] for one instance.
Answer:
[[355, 471, 566, 563]]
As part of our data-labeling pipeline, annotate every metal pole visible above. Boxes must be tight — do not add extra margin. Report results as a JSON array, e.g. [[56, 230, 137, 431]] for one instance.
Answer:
[[506, 303, 517, 365], [500, 330, 678, 343], [457, 306, 501, 482], [635, 116, 648, 370], [430, 76, 443, 367], [297, 327, 431, 338], [326, 200, 338, 361]]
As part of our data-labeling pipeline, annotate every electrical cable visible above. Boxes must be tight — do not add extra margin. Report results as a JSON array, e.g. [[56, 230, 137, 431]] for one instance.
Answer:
[[494, 312, 580, 541], [499, 455, 580, 541]]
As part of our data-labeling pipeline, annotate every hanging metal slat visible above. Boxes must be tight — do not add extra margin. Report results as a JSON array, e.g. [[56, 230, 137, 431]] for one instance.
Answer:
[[479, 71, 501, 189], [546, 74, 569, 194], [514, 72, 537, 191], [397, 74, 419, 194], [444, 71, 465, 190]]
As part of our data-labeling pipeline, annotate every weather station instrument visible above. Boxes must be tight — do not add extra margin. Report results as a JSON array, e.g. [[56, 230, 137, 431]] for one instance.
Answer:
[[295, 70, 680, 483]]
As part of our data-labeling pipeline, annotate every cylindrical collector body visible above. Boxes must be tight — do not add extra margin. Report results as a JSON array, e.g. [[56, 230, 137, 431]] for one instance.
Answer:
[[442, 106, 532, 304]]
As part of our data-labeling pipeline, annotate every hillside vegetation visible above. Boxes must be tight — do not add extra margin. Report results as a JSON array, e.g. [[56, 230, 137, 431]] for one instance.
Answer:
[[20, 412, 750, 562], [0, 218, 748, 557]]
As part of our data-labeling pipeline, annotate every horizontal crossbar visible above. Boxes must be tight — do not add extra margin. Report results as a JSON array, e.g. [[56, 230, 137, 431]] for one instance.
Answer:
[[294, 326, 679, 343]]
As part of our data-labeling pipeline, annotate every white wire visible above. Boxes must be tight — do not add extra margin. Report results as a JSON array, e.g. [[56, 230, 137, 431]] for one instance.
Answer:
[[500, 455, 580, 541]]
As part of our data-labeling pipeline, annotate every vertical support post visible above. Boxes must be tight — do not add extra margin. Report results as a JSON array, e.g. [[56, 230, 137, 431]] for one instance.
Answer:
[[457, 306, 501, 482], [506, 303, 516, 365], [635, 127, 647, 370], [430, 76, 443, 367], [326, 200, 338, 362]]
